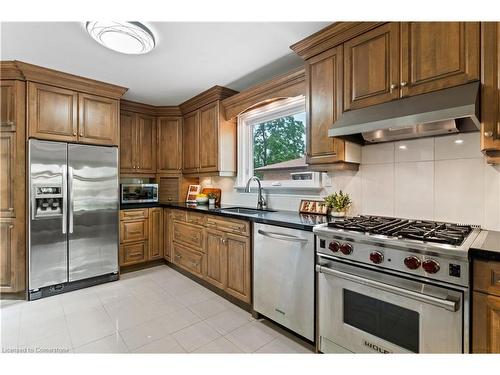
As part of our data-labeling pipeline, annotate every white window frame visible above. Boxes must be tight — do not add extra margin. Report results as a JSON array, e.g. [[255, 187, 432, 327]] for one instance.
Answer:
[[235, 96, 321, 191]]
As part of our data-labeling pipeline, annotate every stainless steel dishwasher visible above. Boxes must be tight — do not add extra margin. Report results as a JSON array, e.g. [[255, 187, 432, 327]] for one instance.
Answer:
[[253, 223, 314, 341]]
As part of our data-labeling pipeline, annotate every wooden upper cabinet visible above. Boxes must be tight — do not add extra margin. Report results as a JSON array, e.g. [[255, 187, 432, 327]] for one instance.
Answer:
[[157, 117, 182, 173], [119, 111, 136, 173], [306, 45, 346, 165], [344, 23, 400, 111], [1, 81, 16, 126], [199, 102, 219, 173], [182, 111, 200, 174], [400, 22, 480, 97], [28, 82, 78, 142], [136, 114, 156, 173], [481, 22, 500, 158], [78, 93, 119, 145]]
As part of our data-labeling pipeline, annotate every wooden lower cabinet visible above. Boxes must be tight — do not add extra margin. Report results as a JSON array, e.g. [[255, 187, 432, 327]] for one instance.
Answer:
[[473, 292, 500, 353], [224, 233, 251, 303], [119, 207, 163, 267], [172, 242, 204, 278], [166, 210, 251, 304], [120, 241, 148, 266], [205, 229, 226, 290], [148, 207, 163, 260], [472, 259, 500, 353]]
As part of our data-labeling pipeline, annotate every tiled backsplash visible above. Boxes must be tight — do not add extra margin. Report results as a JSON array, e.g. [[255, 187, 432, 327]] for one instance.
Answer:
[[202, 132, 500, 230]]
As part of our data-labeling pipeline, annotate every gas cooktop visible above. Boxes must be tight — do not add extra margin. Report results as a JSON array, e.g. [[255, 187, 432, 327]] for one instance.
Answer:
[[327, 215, 474, 246]]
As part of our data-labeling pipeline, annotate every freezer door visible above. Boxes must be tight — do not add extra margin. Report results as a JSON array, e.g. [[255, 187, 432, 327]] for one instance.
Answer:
[[68, 144, 119, 281], [29, 140, 68, 290]]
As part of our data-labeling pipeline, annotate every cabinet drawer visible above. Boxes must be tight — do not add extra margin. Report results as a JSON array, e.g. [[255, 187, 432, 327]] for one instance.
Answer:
[[187, 211, 206, 226], [474, 259, 500, 297], [173, 221, 204, 251], [171, 209, 187, 222], [120, 241, 148, 266], [120, 209, 149, 220], [172, 243, 203, 278], [206, 215, 249, 236], [120, 219, 148, 243]]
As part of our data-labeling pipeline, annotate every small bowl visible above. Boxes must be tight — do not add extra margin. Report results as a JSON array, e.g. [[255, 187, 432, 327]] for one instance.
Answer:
[[195, 197, 209, 204]]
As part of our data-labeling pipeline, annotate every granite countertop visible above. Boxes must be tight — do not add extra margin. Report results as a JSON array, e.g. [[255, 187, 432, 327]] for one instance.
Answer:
[[121, 201, 330, 231], [471, 230, 500, 260]]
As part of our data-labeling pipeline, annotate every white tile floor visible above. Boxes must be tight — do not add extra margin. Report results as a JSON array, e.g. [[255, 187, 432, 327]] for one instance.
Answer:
[[0, 265, 313, 354]]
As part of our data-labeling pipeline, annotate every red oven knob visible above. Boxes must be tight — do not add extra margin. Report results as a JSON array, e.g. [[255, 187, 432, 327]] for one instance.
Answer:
[[404, 256, 421, 270], [369, 251, 384, 264], [340, 243, 353, 255], [328, 241, 340, 253], [422, 259, 440, 274]]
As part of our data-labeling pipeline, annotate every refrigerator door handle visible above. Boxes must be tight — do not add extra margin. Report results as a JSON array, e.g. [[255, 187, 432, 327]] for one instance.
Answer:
[[62, 165, 67, 234], [68, 166, 74, 234]]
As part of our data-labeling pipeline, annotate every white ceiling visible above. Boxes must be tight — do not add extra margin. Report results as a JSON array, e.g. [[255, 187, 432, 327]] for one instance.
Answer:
[[0, 22, 330, 105]]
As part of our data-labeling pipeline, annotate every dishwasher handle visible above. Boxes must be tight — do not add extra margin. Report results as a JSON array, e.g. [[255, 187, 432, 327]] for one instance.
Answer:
[[257, 229, 309, 244]]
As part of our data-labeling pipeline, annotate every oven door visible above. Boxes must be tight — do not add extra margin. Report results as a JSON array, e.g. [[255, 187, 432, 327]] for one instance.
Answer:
[[317, 260, 464, 354]]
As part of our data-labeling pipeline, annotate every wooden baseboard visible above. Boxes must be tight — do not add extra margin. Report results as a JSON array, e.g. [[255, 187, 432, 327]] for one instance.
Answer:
[[119, 259, 166, 274]]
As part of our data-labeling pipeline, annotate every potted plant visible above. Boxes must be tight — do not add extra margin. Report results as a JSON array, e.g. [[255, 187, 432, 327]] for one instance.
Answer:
[[207, 192, 217, 206], [324, 191, 352, 217]]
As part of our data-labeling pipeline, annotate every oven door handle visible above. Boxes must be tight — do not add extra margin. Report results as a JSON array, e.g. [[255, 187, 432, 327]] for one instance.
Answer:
[[316, 265, 460, 312]]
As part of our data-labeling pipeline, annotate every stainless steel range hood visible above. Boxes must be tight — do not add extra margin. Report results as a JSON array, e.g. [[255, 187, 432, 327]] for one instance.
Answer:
[[329, 82, 480, 144]]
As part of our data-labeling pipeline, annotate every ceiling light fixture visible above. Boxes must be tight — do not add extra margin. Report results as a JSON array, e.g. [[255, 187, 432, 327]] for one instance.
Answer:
[[86, 21, 155, 55]]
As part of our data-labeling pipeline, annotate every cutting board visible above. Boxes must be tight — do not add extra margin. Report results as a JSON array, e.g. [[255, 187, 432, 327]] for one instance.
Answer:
[[201, 188, 222, 205]]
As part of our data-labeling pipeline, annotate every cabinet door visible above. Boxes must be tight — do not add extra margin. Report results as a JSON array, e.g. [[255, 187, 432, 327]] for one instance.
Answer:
[[172, 243, 204, 278], [344, 23, 400, 111], [1, 122, 16, 218], [199, 102, 219, 173], [0, 219, 23, 292], [163, 209, 172, 260], [119, 111, 136, 173], [224, 233, 251, 303], [473, 292, 500, 353], [78, 93, 119, 146], [136, 114, 156, 173], [306, 45, 346, 165], [120, 241, 148, 266], [148, 207, 163, 260], [182, 111, 199, 174], [157, 117, 182, 173], [205, 229, 226, 289], [158, 175, 180, 203], [28, 82, 78, 142], [400, 22, 479, 98], [481, 22, 500, 154]]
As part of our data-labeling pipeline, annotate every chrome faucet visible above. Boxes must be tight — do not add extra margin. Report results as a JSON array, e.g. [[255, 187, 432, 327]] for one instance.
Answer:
[[245, 176, 267, 210]]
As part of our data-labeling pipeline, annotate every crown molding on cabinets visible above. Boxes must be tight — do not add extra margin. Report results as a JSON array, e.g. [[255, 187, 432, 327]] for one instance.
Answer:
[[120, 99, 182, 117], [222, 67, 305, 120], [290, 21, 386, 60], [179, 85, 238, 115], [1, 60, 128, 99]]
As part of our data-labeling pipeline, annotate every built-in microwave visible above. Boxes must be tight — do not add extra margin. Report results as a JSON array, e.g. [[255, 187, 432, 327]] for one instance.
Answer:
[[121, 183, 158, 204]]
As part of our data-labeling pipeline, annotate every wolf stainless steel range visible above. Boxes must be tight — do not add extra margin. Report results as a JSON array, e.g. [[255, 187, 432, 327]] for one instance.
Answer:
[[313, 215, 481, 354]]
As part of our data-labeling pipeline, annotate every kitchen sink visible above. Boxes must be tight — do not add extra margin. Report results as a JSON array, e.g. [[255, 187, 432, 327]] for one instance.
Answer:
[[214, 207, 277, 216]]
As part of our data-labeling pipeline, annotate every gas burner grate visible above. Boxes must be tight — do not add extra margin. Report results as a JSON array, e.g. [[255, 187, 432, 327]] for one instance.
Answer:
[[327, 216, 474, 246]]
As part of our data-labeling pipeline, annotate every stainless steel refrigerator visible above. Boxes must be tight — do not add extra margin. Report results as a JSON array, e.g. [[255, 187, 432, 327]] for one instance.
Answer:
[[28, 139, 119, 300]]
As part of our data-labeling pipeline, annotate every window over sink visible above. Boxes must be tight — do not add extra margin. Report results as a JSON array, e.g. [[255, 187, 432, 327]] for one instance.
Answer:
[[236, 96, 321, 190]]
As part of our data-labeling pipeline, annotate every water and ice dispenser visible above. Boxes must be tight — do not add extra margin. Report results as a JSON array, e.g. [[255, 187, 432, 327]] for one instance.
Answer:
[[32, 185, 63, 219]]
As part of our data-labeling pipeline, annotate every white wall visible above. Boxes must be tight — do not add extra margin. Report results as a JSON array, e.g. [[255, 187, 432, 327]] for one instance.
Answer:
[[201, 132, 500, 230]]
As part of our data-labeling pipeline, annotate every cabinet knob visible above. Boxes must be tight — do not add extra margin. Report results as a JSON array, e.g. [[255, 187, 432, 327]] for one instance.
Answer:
[[484, 131, 494, 137], [73, 132, 77, 136], [79, 133, 83, 137], [400, 81, 408, 87], [390, 83, 398, 92]]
